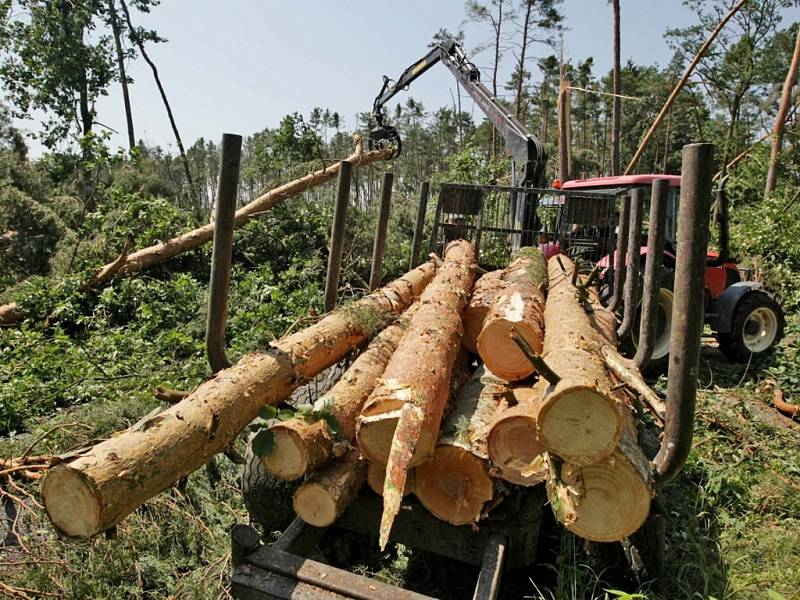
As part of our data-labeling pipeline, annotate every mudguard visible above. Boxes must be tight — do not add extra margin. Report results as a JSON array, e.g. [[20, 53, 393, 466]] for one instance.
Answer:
[[709, 281, 762, 333]]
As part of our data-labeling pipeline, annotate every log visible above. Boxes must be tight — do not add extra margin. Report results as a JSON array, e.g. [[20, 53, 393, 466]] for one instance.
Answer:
[[356, 240, 477, 467], [355, 240, 477, 549], [40, 262, 435, 538], [486, 386, 548, 486], [477, 248, 547, 382], [366, 461, 415, 497], [462, 270, 506, 354], [0, 136, 392, 326], [292, 449, 366, 527], [601, 345, 666, 424], [414, 366, 507, 525], [262, 303, 420, 481], [531, 255, 624, 466]]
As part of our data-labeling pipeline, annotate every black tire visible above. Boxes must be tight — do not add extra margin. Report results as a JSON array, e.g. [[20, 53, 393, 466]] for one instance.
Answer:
[[621, 267, 675, 376], [717, 291, 785, 363]]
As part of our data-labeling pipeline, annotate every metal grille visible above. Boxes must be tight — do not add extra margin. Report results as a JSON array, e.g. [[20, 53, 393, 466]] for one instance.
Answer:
[[429, 183, 616, 269]]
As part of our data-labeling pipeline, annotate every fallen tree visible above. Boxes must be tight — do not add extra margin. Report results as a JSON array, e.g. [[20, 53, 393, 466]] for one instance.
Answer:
[[41, 262, 435, 538], [292, 449, 366, 527], [0, 136, 392, 326], [462, 270, 506, 354], [262, 303, 420, 480]]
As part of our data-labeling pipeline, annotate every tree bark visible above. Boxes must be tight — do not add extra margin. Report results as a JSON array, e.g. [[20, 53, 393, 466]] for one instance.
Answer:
[[610, 0, 621, 176], [514, 0, 532, 120], [477, 248, 547, 382], [107, 0, 135, 150], [0, 139, 391, 326], [41, 263, 435, 538], [262, 303, 420, 481], [414, 366, 507, 526], [463, 269, 507, 355], [765, 27, 800, 198], [292, 449, 366, 527]]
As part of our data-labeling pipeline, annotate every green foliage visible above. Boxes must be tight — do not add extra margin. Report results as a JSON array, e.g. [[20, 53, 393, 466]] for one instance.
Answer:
[[248, 401, 341, 457]]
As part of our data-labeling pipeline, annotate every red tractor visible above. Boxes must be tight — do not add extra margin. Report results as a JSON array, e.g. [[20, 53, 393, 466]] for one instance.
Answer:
[[561, 174, 785, 371]]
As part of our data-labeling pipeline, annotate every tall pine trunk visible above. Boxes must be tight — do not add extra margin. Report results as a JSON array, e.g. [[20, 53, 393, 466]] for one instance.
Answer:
[[108, 0, 135, 150], [610, 0, 621, 176]]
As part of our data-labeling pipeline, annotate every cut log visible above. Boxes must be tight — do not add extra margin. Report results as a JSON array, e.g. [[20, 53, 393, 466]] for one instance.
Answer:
[[462, 270, 506, 354], [356, 240, 478, 467], [40, 262, 435, 538], [293, 450, 366, 527], [601, 345, 666, 424], [414, 366, 507, 525], [486, 386, 548, 486], [477, 248, 547, 382], [532, 255, 623, 466], [366, 461, 415, 497], [262, 304, 420, 481], [0, 136, 392, 326]]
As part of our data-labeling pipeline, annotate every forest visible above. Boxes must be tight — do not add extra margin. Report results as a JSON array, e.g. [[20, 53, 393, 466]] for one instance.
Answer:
[[1, 0, 799, 598]]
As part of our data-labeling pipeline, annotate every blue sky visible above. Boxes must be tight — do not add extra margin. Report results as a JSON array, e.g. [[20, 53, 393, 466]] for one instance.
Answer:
[[10, 1, 799, 155]]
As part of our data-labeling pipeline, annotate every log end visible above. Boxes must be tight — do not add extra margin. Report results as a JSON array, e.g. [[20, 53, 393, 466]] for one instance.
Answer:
[[261, 421, 332, 481], [356, 408, 435, 467], [366, 461, 415, 497], [414, 446, 493, 526], [462, 306, 489, 355], [477, 318, 542, 382], [538, 385, 622, 466], [41, 465, 102, 538], [486, 409, 547, 486], [293, 483, 339, 527]]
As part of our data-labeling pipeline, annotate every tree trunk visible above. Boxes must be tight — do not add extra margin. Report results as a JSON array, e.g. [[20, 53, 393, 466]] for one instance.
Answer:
[[414, 366, 507, 526], [41, 263, 435, 538], [462, 269, 507, 355], [0, 139, 391, 326], [765, 27, 800, 198], [534, 256, 623, 465], [477, 248, 547, 381], [262, 303, 420, 480], [108, 0, 135, 150], [515, 1, 532, 120], [610, 0, 621, 176], [366, 461, 414, 497], [292, 450, 366, 527], [557, 81, 571, 181], [119, 0, 195, 201]]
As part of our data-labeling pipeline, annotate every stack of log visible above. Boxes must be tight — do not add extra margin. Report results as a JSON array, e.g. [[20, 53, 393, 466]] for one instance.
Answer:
[[41, 239, 657, 549]]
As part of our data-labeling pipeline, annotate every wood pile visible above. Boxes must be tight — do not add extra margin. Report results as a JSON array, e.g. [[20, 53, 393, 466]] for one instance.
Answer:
[[42, 240, 658, 549]]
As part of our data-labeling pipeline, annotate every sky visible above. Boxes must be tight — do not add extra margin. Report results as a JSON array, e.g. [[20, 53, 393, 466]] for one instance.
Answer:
[[7, 0, 798, 156]]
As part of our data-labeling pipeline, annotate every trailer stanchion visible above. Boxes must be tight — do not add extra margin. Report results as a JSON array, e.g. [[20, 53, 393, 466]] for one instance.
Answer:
[[654, 143, 714, 484], [634, 178, 670, 369], [618, 188, 644, 339], [206, 133, 242, 374], [324, 160, 353, 312], [369, 172, 393, 290], [607, 194, 630, 313], [410, 181, 430, 269]]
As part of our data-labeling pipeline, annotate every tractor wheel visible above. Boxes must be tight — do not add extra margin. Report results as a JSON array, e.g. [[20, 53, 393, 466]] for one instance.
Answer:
[[623, 268, 675, 375], [717, 291, 785, 363], [241, 441, 299, 533]]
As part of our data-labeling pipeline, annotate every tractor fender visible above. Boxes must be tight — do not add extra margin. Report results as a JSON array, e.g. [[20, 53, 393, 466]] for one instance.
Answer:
[[709, 282, 762, 333]]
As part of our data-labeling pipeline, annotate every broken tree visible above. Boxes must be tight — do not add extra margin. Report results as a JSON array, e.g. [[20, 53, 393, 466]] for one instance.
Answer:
[[41, 262, 435, 538]]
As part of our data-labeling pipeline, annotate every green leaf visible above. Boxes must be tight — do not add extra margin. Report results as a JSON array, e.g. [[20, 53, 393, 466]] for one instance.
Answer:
[[247, 423, 264, 432], [277, 408, 295, 421], [258, 406, 277, 420], [322, 413, 341, 435], [251, 429, 276, 457], [295, 403, 313, 415], [767, 591, 787, 600]]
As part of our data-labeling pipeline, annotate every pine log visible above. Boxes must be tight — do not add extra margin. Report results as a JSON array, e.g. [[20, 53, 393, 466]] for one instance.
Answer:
[[0, 137, 391, 326], [414, 366, 508, 525], [532, 255, 623, 466], [462, 270, 506, 354], [546, 401, 653, 542], [293, 450, 366, 527], [477, 248, 547, 382], [40, 263, 435, 538], [486, 386, 548, 486], [262, 304, 419, 481], [366, 461, 415, 497]]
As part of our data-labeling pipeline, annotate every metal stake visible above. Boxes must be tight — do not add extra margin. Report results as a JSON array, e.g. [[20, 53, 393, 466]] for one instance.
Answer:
[[206, 133, 242, 374], [607, 194, 630, 313], [324, 160, 352, 312], [618, 188, 644, 339], [634, 178, 669, 369], [654, 143, 714, 484], [369, 173, 393, 290], [410, 181, 429, 269]]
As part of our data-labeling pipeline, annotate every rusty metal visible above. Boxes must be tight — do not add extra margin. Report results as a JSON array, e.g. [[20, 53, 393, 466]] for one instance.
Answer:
[[369, 172, 393, 290], [324, 160, 353, 312], [231, 523, 260, 568], [618, 189, 643, 339], [706, 174, 730, 267], [206, 133, 242, 374], [654, 143, 714, 484], [634, 178, 670, 369], [473, 534, 507, 600], [409, 181, 430, 269], [607, 194, 630, 313]]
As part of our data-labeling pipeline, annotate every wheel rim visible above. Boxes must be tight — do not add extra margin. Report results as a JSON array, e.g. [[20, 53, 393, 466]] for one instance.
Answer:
[[651, 288, 674, 360], [742, 306, 779, 354]]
